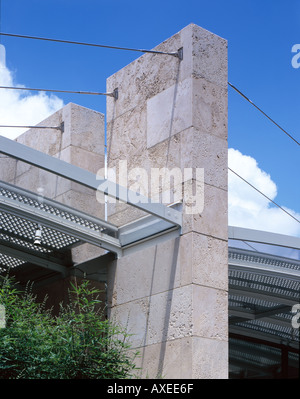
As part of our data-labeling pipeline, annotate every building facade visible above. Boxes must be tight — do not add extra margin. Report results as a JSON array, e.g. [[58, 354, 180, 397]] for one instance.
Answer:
[[0, 23, 298, 379]]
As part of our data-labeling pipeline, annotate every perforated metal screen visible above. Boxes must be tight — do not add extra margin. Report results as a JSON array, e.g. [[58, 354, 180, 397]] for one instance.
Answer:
[[0, 180, 119, 278]]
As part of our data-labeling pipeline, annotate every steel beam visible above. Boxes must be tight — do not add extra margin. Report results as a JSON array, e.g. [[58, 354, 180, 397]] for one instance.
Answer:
[[229, 325, 299, 349], [229, 226, 300, 250], [70, 252, 116, 282], [229, 306, 293, 327], [0, 240, 68, 275], [229, 286, 298, 306]]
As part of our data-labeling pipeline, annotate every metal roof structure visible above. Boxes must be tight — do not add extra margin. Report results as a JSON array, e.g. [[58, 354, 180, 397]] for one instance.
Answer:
[[228, 226, 300, 379]]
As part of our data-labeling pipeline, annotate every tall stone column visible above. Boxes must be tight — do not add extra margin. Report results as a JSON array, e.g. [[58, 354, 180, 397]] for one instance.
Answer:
[[106, 23, 228, 379]]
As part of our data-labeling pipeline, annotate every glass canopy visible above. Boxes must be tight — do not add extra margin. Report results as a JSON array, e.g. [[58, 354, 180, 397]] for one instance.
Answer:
[[0, 135, 182, 285]]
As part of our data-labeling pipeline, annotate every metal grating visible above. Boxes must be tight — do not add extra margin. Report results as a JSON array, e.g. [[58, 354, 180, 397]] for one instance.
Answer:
[[0, 185, 109, 235], [233, 319, 299, 342], [229, 270, 300, 301], [0, 181, 115, 273], [0, 253, 25, 271], [229, 249, 300, 271], [0, 210, 79, 251]]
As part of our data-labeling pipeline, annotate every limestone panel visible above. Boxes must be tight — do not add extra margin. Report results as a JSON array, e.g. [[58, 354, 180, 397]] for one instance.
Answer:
[[133, 337, 193, 379], [109, 234, 227, 307], [182, 183, 228, 240], [54, 189, 103, 219], [106, 53, 181, 123], [147, 132, 181, 173], [192, 77, 228, 140], [15, 102, 105, 163], [109, 285, 193, 350], [191, 337, 228, 379], [190, 25, 228, 89], [106, 24, 227, 126], [109, 297, 150, 349], [106, 103, 148, 166], [58, 145, 105, 175], [71, 243, 107, 264], [11, 102, 106, 220], [146, 78, 193, 148], [192, 285, 228, 341], [180, 127, 227, 191], [146, 285, 193, 346], [107, 238, 181, 306], [16, 124, 62, 156], [61, 103, 105, 155], [134, 336, 228, 379], [14, 167, 58, 198], [179, 232, 228, 290], [153, 23, 227, 88], [0, 156, 17, 183], [108, 245, 157, 306]]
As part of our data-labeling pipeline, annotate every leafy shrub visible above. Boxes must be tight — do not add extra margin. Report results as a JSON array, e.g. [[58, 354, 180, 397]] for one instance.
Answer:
[[0, 276, 138, 379]]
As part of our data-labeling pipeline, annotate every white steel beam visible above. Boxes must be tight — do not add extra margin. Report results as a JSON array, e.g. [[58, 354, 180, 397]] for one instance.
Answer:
[[0, 241, 68, 275], [229, 226, 300, 250]]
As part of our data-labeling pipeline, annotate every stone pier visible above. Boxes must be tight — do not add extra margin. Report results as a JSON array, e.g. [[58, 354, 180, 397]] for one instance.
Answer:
[[106, 23, 228, 379]]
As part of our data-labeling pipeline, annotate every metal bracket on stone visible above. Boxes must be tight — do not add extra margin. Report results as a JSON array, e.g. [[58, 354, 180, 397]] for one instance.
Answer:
[[177, 47, 183, 61], [113, 88, 119, 100]]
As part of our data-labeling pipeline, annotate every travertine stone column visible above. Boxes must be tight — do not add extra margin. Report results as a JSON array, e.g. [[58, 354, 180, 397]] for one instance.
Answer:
[[14, 102, 106, 264], [107, 23, 228, 379], [0, 103, 107, 312]]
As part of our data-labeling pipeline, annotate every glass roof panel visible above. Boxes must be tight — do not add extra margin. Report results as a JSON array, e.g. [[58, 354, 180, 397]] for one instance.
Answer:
[[229, 238, 300, 260]]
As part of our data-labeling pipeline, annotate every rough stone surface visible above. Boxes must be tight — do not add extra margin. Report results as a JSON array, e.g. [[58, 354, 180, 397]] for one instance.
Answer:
[[10, 103, 106, 216], [107, 23, 228, 379]]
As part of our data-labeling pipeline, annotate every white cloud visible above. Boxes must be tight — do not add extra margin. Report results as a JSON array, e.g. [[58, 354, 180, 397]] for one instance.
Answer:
[[228, 148, 300, 237], [0, 49, 64, 140]]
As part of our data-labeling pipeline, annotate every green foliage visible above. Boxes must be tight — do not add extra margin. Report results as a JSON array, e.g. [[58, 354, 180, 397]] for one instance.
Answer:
[[0, 276, 138, 379]]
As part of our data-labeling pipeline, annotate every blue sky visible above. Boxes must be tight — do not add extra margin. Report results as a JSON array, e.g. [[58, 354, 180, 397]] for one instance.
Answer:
[[0, 0, 300, 236]]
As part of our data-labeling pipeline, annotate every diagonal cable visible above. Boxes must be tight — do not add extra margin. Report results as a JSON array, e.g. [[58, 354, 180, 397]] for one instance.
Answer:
[[228, 82, 300, 147], [0, 85, 116, 97], [0, 32, 182, 58], [228, 167, 300, 224]]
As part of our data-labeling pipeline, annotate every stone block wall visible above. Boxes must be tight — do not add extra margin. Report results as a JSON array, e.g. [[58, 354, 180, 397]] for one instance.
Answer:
[[0, 103, 107, 308], [106, 23, 228, 378], [15, 103, 105, 264]]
